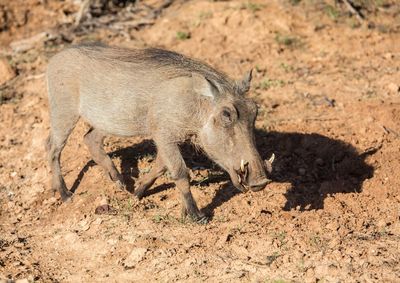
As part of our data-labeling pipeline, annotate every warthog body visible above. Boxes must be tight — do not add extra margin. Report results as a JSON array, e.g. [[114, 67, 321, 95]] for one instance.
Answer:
[[46, 44, 271, 221]]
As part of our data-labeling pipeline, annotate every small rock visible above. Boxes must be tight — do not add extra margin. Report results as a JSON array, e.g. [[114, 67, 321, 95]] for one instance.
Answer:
[[11, 217, 19, 224], [376, 219, 386, 228], [218, 232, 233, 246], [122, 234, 137, 244], [49, 196, 57, 204], [93, 217, 103, 226], [78, 219, 90, 231], [298, 168, 306, 175], [304, 267, 316, 283], [15, 279, 29, 283], [338, 226, 349, 237], [44, 196, 58, 206], [95, 196, 109, 206], [13, 260, 22, 267], [14, 242, 24, 248], [387, 83, 399, 93], [314, 264, 329, 279], [326, 221, 339, 232], [123, 247, 147, 269], [64, 232, 80, 244], [384, 53, 393, 60], [107, 238, 118, 245], [95, 204, 116, 215], [0, 57, 15, 85]]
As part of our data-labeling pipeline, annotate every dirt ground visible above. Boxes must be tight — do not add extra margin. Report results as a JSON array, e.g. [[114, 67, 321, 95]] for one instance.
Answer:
[[0, 0, 399, 282]]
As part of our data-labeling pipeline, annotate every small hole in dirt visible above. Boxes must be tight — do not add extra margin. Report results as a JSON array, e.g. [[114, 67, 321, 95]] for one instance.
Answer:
[[260, 209, 272, 215]]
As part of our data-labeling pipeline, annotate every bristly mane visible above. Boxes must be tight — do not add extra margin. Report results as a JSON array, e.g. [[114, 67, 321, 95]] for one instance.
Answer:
[[71, 44, 236, 94]]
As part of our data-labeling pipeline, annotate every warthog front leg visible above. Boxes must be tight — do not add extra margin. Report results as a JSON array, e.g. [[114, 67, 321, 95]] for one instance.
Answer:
[[156, 141, 207, 223], [84, 128, 125, 189], [176, 178, 208, 223], [134, 155, 167, 199]]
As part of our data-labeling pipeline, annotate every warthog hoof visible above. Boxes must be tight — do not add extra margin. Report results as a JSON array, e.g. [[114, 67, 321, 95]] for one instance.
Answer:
[[115, 180, 127, 191], [60, 190, 73, 202], [194, 215, 209, 225], [181, 208, 209, 224]]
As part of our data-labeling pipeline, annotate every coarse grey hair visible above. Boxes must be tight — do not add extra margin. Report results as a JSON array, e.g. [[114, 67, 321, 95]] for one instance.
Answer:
[[71, 43, 237, 95]]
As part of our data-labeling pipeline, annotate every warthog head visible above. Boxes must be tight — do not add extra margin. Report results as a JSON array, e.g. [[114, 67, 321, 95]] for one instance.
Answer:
[[194, 70, 273, 192]]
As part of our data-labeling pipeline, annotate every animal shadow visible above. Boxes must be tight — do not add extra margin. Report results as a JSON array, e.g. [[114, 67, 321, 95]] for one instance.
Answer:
[[71, 139, 157, 194], [255, 130, 375, 211], [71, 130, 375, 215], [190, 130, 375, 217], [71, 139, 225, 196]]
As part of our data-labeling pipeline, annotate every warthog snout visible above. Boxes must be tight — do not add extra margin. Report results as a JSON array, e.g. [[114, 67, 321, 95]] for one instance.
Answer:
[[231, 154, 274, 192]]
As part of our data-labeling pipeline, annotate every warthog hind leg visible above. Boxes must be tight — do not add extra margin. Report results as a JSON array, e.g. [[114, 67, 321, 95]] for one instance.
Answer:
[[84, 127, 125, 190]]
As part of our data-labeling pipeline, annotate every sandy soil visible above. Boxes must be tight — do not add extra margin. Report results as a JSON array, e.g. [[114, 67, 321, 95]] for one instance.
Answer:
[[0, 0, 399, 282]]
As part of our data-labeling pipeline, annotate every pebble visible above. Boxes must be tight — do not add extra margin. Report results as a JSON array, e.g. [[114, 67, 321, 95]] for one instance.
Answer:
[[107, 238, 118, 245], [123, 247, 148, 269], [78, 219, 91, 231], [376, 219, 386, 228], [92, 217, 103, 226], [326, 221, 339, 232], [95, 196, 109, 206], [304, 267, 316, 283], [387, 83, 399, 93], [314, 263, 329, 279], [384, 53, 394, 59]]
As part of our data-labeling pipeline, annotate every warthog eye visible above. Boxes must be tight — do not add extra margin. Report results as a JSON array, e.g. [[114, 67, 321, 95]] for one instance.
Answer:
[[222, 110, 231, 119], [220, 107, 235, 126]]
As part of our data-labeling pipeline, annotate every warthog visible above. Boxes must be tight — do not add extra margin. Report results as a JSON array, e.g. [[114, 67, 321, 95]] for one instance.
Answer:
[[46, 44, 273, 221]]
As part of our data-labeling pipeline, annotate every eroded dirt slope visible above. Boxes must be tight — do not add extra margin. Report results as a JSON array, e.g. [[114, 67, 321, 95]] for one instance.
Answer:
[[1, 0, 400, 282]]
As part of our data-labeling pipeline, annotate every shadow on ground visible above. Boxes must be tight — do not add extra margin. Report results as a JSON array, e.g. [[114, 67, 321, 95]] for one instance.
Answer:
[[71, 130, 375, 217], [255, 130, 375, 211]]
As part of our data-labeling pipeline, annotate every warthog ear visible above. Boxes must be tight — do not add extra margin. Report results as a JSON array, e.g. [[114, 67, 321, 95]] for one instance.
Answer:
[[236, 69, 253, 94], [192, 72, 217, 99]]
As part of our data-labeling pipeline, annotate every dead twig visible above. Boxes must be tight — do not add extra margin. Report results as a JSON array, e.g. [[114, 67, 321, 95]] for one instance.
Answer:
[[10, 32, 56, 53], [74, 0, 91, 28], [381, 125, 390, 135], [26, 73, 45, 81], [304, 117, 339, 122], [381, 125, 400, 138], [147, 0, 173, 19], [342, 0, 365, 23]]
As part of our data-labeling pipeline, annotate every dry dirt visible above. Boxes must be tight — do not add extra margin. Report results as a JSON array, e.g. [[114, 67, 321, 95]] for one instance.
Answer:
[[0, 0, 400, 282]]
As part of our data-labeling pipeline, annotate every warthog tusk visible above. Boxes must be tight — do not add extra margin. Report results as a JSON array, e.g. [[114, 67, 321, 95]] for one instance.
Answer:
[[238, 174, 242, 184], [268, 153, 275, 164], [240, 159, 249, 172]]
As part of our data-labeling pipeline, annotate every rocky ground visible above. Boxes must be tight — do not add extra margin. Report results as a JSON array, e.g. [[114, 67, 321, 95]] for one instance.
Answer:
[[0, 0, 399, 282]]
